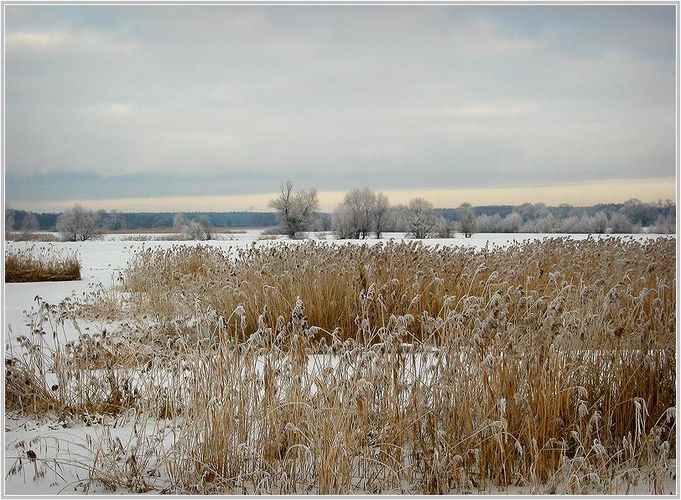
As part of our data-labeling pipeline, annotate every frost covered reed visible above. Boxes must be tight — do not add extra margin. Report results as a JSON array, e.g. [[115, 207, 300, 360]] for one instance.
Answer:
[[5, 237, 676, 494], [4, 246, 81, 282]]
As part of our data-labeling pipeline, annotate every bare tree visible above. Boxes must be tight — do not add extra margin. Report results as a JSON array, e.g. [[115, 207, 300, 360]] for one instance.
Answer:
[[5, 208, 15, 237], [269, 180, 319, 238], [405, 198, 438, 239], [197, 215, 213, 240], [457, 203, 477, 238], [57, 205, 102, 241], [19, 212, 39, 240], [333, 188, 392, 239], [435, 217, 456, 238], [373, 193, 390, 239], [333, 188, 375, 239], [106, 209, 124, 230], [332, 202, 358, 240]]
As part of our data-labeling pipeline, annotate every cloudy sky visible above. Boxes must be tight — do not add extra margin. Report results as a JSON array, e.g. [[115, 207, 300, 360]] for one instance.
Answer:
[[4, 4, 677, 212]]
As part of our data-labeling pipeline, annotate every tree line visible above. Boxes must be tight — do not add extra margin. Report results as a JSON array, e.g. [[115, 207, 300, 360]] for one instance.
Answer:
[[268, 181, 675, 239], [4, 188, 675, 241]]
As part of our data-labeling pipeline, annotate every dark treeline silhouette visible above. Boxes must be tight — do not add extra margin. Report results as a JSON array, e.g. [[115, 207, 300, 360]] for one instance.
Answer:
[[6, 210, 278, 231]]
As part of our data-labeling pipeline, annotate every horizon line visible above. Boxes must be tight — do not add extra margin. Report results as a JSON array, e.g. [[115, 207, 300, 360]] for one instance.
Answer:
[[6, 176, 676, 213]]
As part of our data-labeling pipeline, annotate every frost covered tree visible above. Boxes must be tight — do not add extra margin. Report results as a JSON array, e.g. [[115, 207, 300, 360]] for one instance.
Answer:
[[174, 212, 212, 240], [373, 193, 391, 239], [591, 211, 609, 234], [457, 203, 477, 238], [501, 212, 523, 233], [653, 199, 675, 233], [476, 213, 502, 233], [653, 214, 675, 234], [333, 188, 375, 239], [405, 198, 438, 239], [269, 180, 319, 238], [435, 217, 456, 238], [57, 205, 101, 241], [19, 212, 38, 240], [519, 214, 557, 233], [5, 208, 15, 237], [609, 213, 635, 234], [333, 188, 391, 239], [196, 215, 213, 240]]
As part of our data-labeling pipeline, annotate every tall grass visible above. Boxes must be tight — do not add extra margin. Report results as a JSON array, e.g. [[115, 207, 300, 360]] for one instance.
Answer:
[[5, 247, 81, 282], [121, 237, 674, 348], [5, 237, 676, 494]]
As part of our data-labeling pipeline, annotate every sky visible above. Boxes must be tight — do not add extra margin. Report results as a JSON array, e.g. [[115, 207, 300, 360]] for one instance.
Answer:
[[3, 4, 677, 212]]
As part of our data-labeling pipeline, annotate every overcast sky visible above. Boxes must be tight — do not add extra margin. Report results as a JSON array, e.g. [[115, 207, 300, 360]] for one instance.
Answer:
[[4, 4, 677, 212]]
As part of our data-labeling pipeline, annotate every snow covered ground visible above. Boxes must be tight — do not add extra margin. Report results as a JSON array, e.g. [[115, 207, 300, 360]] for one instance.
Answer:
[[3, 232, 676, 495]]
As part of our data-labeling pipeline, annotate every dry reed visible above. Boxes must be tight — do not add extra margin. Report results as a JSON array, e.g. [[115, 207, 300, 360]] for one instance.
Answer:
[[5, 237, 676, 494], [5, 247, 81, 282]]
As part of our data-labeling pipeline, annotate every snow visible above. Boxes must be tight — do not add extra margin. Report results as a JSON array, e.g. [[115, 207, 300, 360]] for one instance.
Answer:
[[3, 231, 676, 495]]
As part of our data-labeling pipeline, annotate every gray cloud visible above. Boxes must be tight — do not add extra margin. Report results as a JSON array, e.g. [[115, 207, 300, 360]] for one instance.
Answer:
[[4, 5, 676, 207]]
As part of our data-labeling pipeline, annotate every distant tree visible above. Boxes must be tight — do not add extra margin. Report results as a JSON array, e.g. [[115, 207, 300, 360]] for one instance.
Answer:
[[435, 217, 456, 238], [333, 188, 376, 239], [174, 212, 212, 240], [106, 209, 125, 230], [653, 214, 675, 234], [621, 198, 656, 226], [501, 212, 523, 233], [95, 209, 108, 229], [522, 213, 559, 233], [656, 199, 674, 218], [173, 212, 188, 229], [269, 180, 319, 238], [556, 204, 575, 220], [405, 198, 438, 239], [332, 188, 391, 239], [515, 203, 540, 221], [373, 193, 391, 239], [457, 203, 477, 238], [609, 213, 634, 234], [94, 209, 125, 231], [332, 203, 357, 239], [5, 208, 15, 236], [592, 211, 608, 234], [57, 205, 102, 241], [19, 212, 39, 240], [476, 213, 502, 232], [196, 215, 213, 240]]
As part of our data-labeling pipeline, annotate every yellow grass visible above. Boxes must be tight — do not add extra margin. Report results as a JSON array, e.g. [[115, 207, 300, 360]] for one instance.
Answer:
[[4, 247, 81, 282]]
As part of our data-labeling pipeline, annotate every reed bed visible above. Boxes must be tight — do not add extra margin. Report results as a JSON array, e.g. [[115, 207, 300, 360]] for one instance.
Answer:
[[5, 232, 61, 242], [5, 237, 676, 494], [5, 247, 81, 282]]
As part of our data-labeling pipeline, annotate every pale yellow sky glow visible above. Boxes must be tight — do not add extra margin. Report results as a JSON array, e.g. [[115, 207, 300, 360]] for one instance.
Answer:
[[12, 177, 675, 213]]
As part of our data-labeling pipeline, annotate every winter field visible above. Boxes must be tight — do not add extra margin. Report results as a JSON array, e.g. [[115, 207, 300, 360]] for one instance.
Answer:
[[3, 231, 677, 495]]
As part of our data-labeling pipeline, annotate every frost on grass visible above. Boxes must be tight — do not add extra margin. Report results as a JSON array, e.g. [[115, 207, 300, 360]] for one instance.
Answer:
[[4, 237, 677, 495]]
